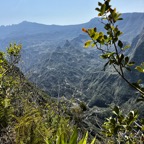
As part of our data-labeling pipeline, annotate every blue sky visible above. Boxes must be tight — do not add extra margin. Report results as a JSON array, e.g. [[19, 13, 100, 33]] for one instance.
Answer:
[[0, 0, 143, 26]]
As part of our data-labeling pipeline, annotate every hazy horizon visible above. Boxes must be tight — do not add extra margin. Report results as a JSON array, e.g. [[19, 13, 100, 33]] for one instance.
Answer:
[[0, 0, 144, 26]]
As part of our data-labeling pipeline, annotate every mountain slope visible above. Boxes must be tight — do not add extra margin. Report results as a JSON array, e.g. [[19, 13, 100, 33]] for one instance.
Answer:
[[27, 13, 144, 109], [29, 40, 102, 101], [0, 13, 144, 109]]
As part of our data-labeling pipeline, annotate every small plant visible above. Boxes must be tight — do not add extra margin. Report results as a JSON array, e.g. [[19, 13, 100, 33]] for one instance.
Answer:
[[46, 128, 96, 144], [102, 106, 144, 143]]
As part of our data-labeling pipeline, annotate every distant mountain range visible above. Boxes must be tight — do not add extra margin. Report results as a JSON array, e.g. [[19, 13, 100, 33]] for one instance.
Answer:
[[0, 12, 144, 110], [0, 13, 144, 41]]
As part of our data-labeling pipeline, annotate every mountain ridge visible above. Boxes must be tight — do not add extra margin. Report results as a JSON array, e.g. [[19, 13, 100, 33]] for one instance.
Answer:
[[0, 13, 144, 42]]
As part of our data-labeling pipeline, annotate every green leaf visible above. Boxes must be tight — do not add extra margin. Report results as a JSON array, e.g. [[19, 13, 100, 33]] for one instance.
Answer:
[[127, 61, 135, 66], [69, 128, 78, 144], [61, 133, 66, 144], [104, 24, 111, 30], [2, 98, 11, 108], [104, 35, 107, 40], [100, 52, 115, 59], [56, 135, 60, 144], [91, 43, 96, 47], [113, 37, 118, 42], [90, 137, 96, 144], [118, 18, 123, 20], [98, 2, 102, 6], [141, 125, 144, 131], [93, 32, 99, 40], [118, 40, 123, 48], [84, 40, 92, 48], [126, 111, 138, 126], [94, 27, 97, 32], [95, 8, 100, 12], [112, 106, 120, 116], [0, 73, 3, 78], [135, 66, 144, 73], [101, 4, 106, 15], [78, 132, 88, 144], [119, 54, 124, 63], [88, 28, 99, 40], [116, 31, 123, 37], [125, 57, 129, 65]]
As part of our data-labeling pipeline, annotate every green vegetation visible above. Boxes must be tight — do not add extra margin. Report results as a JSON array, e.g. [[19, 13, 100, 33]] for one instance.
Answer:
[[0, 0, 144, 143], [0, 43, 96, 143]]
